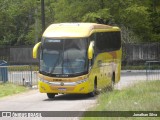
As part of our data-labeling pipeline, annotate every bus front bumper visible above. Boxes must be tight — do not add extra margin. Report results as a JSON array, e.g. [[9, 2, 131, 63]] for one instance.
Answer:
[[38, 79, 90, 94]]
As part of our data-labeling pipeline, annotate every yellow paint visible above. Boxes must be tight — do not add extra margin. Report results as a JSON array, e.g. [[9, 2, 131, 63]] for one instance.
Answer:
[[42, 23, 120, 38], [32, 42, 41, 59]]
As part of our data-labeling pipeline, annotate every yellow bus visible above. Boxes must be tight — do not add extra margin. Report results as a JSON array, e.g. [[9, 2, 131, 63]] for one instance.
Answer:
[[33, 23, 122, 99]]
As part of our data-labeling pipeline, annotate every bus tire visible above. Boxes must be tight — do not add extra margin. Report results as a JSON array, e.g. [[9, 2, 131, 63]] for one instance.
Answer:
[[47, 93, 56, 99], [108, 74, 115, 91]]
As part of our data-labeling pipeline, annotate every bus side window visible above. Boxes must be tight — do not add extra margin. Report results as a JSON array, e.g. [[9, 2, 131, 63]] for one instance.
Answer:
[[96, 32, 121, 53]]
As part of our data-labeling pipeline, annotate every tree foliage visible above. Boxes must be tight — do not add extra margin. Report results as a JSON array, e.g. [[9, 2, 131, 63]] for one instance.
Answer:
[[0, 0, 160, 45], [0, 0, 37, 45]]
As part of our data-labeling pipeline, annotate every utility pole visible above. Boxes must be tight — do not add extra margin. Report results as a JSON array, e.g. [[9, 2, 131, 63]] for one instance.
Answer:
[[41, 0, 45, 33]]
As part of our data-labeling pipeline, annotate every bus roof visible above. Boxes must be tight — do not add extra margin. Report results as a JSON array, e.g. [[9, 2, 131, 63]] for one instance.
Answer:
[[43, 23, 120, 38]]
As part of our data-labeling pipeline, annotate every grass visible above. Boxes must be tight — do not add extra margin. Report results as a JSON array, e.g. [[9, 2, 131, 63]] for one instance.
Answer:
[[81, 80, 160, 120], [122, 65, 160, 70], [0, 83, 29, 98], [122, 65, 146, 70], [7, 65, 39, 71]]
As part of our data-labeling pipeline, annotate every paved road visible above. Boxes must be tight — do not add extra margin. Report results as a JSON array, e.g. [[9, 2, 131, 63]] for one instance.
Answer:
[[115, 70, 147, 90], [0, 90, 96, 111], [0, 70, 157, 120]]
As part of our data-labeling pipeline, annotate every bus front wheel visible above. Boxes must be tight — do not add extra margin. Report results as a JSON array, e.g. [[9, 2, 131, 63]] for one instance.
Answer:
[[47, 93, 56, 99]]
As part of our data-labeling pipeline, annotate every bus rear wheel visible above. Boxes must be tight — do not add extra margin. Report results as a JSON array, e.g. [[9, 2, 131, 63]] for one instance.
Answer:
[[47, 93, 56, 99], [107, 74, 115, 91]]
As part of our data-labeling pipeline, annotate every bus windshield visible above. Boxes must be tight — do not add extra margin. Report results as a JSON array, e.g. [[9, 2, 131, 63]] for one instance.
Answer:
[[40, 38, 88, 76]]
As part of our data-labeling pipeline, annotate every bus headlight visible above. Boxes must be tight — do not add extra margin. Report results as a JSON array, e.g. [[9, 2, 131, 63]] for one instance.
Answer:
[[39, 78, 50, 84], [76, 78, 88, 84]]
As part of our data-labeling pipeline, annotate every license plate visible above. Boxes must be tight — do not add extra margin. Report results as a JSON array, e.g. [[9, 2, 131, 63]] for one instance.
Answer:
[[58, 88, 66, 91]]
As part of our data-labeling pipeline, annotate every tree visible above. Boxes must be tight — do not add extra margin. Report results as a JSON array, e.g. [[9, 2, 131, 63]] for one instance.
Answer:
[[0, 0, 159, 45], [0, 0, 38, 45]]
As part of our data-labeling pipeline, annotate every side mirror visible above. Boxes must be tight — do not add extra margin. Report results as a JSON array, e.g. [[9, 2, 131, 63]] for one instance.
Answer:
[[33, 42, 41, 59], [88, 41, 94, 60]]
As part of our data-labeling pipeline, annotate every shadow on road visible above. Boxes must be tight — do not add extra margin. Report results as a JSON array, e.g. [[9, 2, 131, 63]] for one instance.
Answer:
[[43, 94, 97, 101]]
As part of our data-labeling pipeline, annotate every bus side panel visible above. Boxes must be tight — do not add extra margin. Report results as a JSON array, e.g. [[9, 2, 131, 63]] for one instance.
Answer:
[[90, 49, 122, 90], [91, 52, 113, 90]]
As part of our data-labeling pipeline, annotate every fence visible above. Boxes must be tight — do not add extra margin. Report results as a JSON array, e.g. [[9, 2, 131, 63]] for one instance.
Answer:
[[122, 43, 160, 65], [145, 61, 160, 81], [120, 60, 160, 88], [0, 65, 38, 87], [0, 46, 38, 65]]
